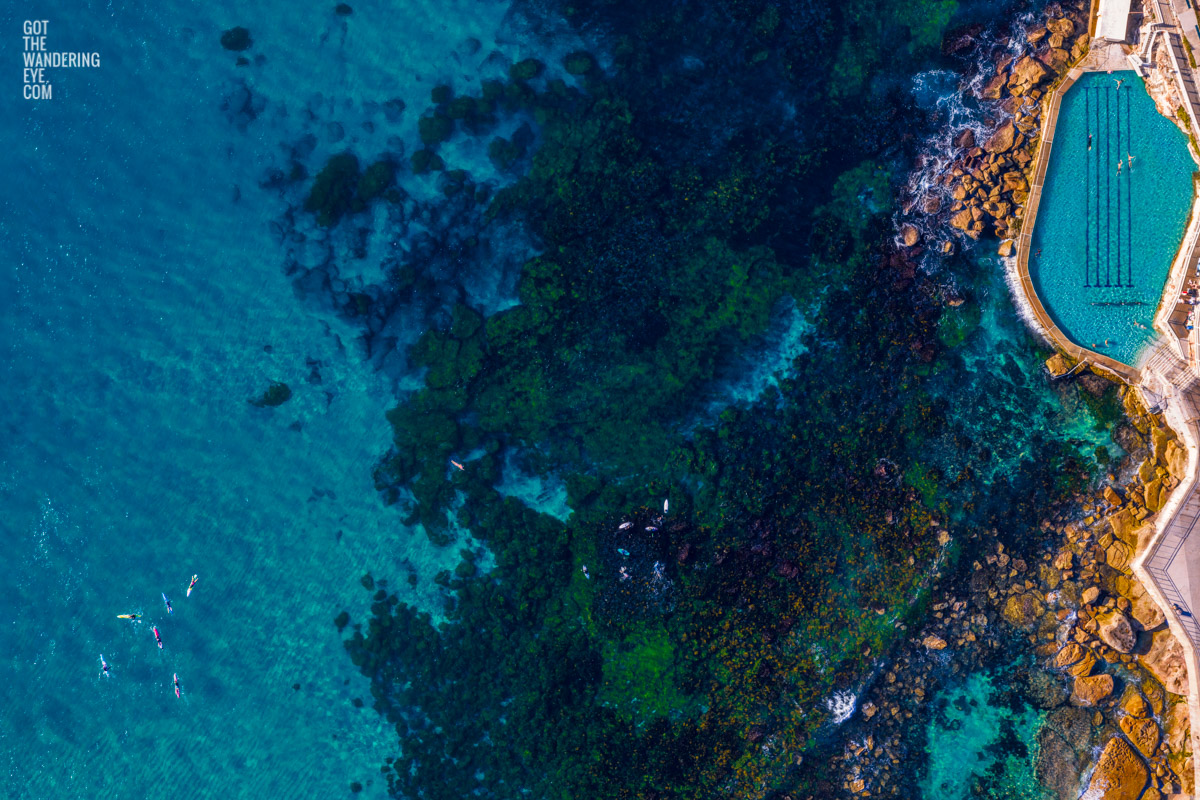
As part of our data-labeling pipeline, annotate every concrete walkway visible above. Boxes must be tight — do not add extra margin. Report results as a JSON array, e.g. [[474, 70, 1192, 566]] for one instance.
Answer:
[[1132, 342, 1200, 785]]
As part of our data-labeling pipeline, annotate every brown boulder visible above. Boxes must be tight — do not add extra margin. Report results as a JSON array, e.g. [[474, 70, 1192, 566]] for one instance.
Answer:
[[1140, 629, 1189, 695], [1010, 55, 1049, 87], [1082, 586, 1101, 605], [1068, 650, 1098, 678], [1098, 611, 1136, 653], [1108, 508, 1138, 545], [997, 239, 1014, 257], [1138, 458, 1157, 483], [1104, 486, 1123, 507], [1040, 48, 1070, 69], [1166, 700, 1190, 753], [1085, 737, 1147, 800], [984, 121, 1016, 154], [953, 129, 976, 149], [1046, 17, 1075, 37], [1120, 690, 1149, 718], [981, 74, 1006, 100], [1144, 478, 1164, 513], [1119, 716, 1160, 758], [1054, 642, 1085, 668], [923, 635, 948, 650], [1002, 592, 1045, 630], [950, 208, 973, 230], [1026, 26, 1048, 43], [900, 224, 921, 246], [1073, 673, 1115, 706], [982, 200, 1011, 219], [1104, 539, 1132, 572], [1128, 580, 1165, 631], [1001, 171, 1028, 192], [1165, 438, 1188, 478], [1046, 353, 1072, 377], [1152, 427, 1172, 462]]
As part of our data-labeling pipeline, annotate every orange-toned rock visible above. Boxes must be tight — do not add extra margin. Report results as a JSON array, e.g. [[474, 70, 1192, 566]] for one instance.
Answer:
[[1085, 737, 1147, 800], [981, 74, 1006, 100], [984, 121, 1016, 154], [1098, 611, 1136, 654], [1120, 690, 1149, 719], [952, 129, 975, 149], [1141, 630, 1188, 695], [1072, 673, 1114, 706], [1054, 642, 1085, 668], [1068, 650, 1098, 678], [1001, 171, 1028, 192], [1046, 17, 1075, 37], [1010, 56, 1049, 88], [950, 208, 973, 231], [1165, 700, 1190, 753], [1119, 716, 1160, 758], [1002, 592, 1044, 630]]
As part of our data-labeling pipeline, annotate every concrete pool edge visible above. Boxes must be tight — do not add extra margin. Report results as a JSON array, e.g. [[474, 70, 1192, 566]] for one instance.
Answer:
[[1015, 64, 1140, 381]]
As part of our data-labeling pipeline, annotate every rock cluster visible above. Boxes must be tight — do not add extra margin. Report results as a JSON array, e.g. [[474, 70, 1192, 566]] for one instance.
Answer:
[[904, 1, 1090, 254], [828, 371, 1196, 799], [1034, 377, 1196, 797]]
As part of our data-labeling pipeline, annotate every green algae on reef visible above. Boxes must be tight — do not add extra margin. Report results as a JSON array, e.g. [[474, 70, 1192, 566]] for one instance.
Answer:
[[330, 0, 1124, 797]]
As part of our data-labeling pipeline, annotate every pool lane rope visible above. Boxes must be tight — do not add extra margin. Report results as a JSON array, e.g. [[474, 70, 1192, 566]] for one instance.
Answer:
[[1087, 83, 1132, 289], [1118, 81, 1128, 286]]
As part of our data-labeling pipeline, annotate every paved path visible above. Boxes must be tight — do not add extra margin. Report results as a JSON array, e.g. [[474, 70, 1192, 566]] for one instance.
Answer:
[[1131, 342, 1200, 787]]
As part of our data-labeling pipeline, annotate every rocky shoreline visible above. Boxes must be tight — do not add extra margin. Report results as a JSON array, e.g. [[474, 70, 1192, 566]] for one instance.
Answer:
[[825, 368, 1195, 799], [856, 2, 1200, 797], [901, 0, 1089, 255]]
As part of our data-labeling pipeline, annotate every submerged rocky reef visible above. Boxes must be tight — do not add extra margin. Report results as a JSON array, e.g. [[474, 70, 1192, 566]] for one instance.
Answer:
[[230, 0, 1194, 796]]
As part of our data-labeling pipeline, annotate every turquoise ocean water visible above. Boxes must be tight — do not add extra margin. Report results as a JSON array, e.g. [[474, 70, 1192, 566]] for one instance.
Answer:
[[1029, 70, 1194, 365], [0, 1, 578, 796]]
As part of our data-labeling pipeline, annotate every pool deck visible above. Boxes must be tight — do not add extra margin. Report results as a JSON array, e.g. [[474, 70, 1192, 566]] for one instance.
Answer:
[[1016, 11, 1200, 788]]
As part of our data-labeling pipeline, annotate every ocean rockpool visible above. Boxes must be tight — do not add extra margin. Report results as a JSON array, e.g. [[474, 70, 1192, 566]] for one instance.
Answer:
[[1029, 70, 1194, 366]]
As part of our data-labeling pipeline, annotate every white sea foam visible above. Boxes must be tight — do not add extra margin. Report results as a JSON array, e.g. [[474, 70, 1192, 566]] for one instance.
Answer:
[[825, 690, 857, 724]]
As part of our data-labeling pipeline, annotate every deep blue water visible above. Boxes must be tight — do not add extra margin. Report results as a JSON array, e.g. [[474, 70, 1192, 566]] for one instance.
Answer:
[[0, 1, 566, 796]]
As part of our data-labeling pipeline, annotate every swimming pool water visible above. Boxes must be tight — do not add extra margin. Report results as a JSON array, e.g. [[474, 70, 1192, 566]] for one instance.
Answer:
[[1029, 70, 1195, 365]]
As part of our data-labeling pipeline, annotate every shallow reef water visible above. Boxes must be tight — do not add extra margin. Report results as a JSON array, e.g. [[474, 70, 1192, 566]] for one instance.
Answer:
[[922, 670, 1049, 800]]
